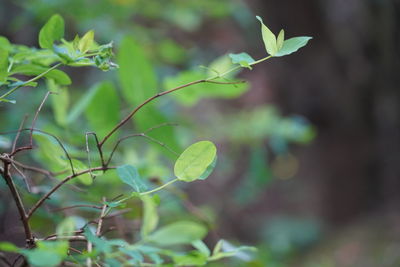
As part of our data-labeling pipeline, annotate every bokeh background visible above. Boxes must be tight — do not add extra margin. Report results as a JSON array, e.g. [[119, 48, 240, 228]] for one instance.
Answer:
[[1, 0, 400, 266]]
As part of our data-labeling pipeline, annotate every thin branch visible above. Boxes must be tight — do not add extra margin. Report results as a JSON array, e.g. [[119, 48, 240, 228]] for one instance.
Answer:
[[68, 247, 83, 254], [41, 235, 87, 242], [10, 91, 53, 156], [27, 166, 116, 219], [11, 115, 28, 154], [10, 159, 53, 178], [85, 132, 105, 172], [11, 163, 32, 193], [99, 79, 244, 147], [1, 161, 33, 244], [96, 198, 107, 236], [8, 128, 75, 175], [105, 133, 178, 166], [51, 204, 103, 212], [0, 63, 62, 100], [0, 252, 11, 267]]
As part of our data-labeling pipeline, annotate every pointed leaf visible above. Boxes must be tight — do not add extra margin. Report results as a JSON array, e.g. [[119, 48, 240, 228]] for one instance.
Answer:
[[277, 29, 285, 50], [140, 195, 159, 238], [39, 14, 65, 49], [79, 30, 94, 53], [229, 53, 255, 69], [84, 81, 120, 139], [275, 36, 312, 57], [117, 165, 148, 192], [174, 141, 217, 182], [256, 16, 277, 56]]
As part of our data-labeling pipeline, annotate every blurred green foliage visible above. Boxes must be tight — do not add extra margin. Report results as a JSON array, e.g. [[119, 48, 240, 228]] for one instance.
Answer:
[[0, 1, 317, 266]]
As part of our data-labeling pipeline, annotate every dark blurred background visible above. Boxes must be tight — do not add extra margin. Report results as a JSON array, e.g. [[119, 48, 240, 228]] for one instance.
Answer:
[[1, 0, 400, 266]]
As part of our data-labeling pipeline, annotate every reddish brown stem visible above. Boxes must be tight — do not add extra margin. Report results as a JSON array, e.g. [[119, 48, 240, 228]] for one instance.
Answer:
[[1, 161, 33, 245], [27, 166, 116, 219], [98, 79, 206, 147]]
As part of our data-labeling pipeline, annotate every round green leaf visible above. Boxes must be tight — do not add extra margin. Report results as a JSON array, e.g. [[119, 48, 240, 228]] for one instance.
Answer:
[[174, 141, 217, 182]]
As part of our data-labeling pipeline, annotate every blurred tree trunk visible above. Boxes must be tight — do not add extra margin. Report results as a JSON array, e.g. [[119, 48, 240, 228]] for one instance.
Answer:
[[255, 0, 400, 224]]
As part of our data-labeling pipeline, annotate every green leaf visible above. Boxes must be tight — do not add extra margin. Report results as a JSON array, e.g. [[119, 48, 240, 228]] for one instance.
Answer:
[[39, 14, 65, 49], [118, 36, 157, 106], [148, 221, 207, 246], [140, 195, 159, 238], [164, 70, 248, 106], [207, 54, 235, 77], [192, 240, 210, 257], [84, 81, 120, 139], [117, 165, 148, 192], [118, 36, 178, 153], [48, 79, 69, 127], [71, 159, 93, 185], [229, 53, 255, 69], [11, 64, 71, 85], [56, 217, 76, 237], [0, 46, 8, 82], [256, 16, 277, 56], [0, 242, 19, 252], [277, 29, 285, 51], [33, 132, 68, 172], [174, 141, 217, 182], [79, 30, 94, 53], [275, 36, 312, 57], [21, 241, 68, 267], [198, 156, 217, 180], [66, 84, 99, 123], [173, 251, 208, 266], [209, 240, 257, 262], [84, 227, 111, 253]]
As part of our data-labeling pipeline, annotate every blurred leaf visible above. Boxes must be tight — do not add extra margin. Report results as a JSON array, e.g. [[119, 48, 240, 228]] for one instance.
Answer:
[[66, 84, 99, 123], [141, 195, 159, 238], [207, 54, 234, 77], [56, 217, 76, 237], [256, 16, 277, 56], [11, 64, 71, 85], [118, 36, 178, 153], [0, 242, 19, 252], [118, 36, 156, 106], [0, 46, 8, 82], [119, 247, 144, 265], [39, 14, 65, 49], [164, 70, 248, 106], [209, 240, 256, 262], [48, 79, 69, 127], [229, 52, 255, 69], [275, 37, 312, 57], [148, 221, 207, 246], [117, 165, 148, 192], [158, 39, 187, 64], [173, 251, 208, 266], [71, 159, 93, 185], [33, 132, 67, 172], [174, 141, 217, 182], [84, 81, 120, 139], [21, 241, 68, 267], [84, 227, 111, 253], [192, 240, 210, 257]]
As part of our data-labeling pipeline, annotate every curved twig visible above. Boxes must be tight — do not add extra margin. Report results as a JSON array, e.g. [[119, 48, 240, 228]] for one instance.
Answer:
[[27, 166, 116, 219], [99, 80, 245, 147]]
